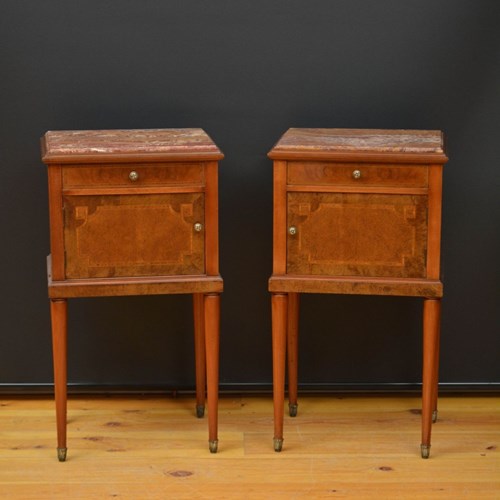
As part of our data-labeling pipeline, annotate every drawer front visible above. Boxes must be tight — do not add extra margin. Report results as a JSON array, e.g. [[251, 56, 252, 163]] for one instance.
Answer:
[[63, 193, 205, 278], [287, 161, 428, 188], [287, 192, 428, 278], [62, 163, 204, 189]]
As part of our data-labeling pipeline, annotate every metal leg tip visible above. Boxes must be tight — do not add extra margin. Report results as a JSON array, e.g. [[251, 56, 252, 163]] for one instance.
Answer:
[[421, 444, 430, 459], [273, 438, 283, 452], [289, 403, 298, 417], [209, 440, 218, 453], [432, 410, 438, 423], [57, 447, 67, 462], [196, 405, 205, 418]]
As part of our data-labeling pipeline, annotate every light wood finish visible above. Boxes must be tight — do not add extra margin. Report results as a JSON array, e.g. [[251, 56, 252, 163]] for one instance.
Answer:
[[269, 128, 447, 458], [0, 394, 498, 499], [42, 129, 223, 458]]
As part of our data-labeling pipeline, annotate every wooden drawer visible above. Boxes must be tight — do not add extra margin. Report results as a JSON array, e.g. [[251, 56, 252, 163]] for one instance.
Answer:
[[62, 162, 204, 189], [287, 161, 428, 188]]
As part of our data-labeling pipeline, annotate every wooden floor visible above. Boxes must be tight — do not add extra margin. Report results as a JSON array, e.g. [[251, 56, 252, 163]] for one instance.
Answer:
[[0, 394, 498, 499]]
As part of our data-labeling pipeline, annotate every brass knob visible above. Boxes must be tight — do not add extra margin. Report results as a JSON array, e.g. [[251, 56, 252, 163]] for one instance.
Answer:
[[352, 169, 361, 179], [288, 226, 297, 236], [194, 222, 203, 232], [129, 171, 139, 181]]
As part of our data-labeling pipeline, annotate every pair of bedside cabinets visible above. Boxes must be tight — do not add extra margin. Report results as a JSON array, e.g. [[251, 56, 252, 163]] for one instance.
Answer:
[[41, 127, 447, 461]]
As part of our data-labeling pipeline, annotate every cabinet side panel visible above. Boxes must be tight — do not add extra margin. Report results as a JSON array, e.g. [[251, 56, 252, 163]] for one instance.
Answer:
[[426, 165, 443, 279], [273, 161, 287, 275], [204, 161, 219, 275], [47, 165, 65, 280]]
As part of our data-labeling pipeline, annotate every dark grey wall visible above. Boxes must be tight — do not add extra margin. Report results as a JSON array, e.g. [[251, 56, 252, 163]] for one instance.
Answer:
[[1, 1, 499, 392]]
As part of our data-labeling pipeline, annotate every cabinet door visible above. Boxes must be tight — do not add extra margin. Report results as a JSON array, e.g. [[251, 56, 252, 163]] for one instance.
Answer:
[[287, 192, 428, 278], [63, 193, 204, 279]]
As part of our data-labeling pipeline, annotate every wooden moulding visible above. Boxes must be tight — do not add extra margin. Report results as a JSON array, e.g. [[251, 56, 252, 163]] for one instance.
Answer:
[[268, 275, 443, 298], [47, 257, 223, 298]]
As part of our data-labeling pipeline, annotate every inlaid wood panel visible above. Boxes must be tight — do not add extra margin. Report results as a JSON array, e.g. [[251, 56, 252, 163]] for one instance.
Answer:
[[287, 192, 428, 278], [287, 162, 428, 188], [62, 163, 204, 189], [63, 193, 205, 278]]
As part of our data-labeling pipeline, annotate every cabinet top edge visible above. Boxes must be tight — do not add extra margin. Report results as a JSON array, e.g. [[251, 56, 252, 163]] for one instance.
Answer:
[[41, 128, 223, 163], [268, 128, 447, 162]]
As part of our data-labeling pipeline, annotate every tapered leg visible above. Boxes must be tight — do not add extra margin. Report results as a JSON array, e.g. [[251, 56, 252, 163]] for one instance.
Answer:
[[204, 293, 220, 453], [421, 298, 441, 458], [287, 293, 299, 417], [193, 293, 206, 418], [272, 293, 288, 451], [50, 298, 68, 462], [432, 315, 441, 424]]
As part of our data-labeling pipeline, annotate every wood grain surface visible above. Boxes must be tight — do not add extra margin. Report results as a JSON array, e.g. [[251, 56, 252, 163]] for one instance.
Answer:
[[0, 395, 498, 499]]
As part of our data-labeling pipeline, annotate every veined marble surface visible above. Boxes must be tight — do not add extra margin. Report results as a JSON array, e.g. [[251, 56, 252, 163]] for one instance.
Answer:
[[43, 128, 221, 156], [271, 128, 444, 154]]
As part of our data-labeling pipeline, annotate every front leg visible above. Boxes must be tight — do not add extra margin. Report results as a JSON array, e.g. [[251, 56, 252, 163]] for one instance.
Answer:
[[193, 293, 206, 418], [421, 298, 441, 458], [50, 298, 68, 462], [204, 293, 220, 453], [272, 293, 288, 451]]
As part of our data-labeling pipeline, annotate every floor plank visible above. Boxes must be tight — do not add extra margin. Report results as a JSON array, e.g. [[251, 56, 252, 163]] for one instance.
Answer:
[[0, 394, 498, 499]]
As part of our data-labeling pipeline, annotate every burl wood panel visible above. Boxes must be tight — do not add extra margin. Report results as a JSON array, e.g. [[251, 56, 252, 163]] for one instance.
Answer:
[[62, 163, 204, 189], [287, 192, 428, 278], [63, 193, 204, 278], [287, 162, 428, 188]]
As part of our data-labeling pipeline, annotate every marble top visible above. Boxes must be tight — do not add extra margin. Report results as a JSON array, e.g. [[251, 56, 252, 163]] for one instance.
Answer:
[[42, 128, 223, 161], [269, 128, 445, 156]]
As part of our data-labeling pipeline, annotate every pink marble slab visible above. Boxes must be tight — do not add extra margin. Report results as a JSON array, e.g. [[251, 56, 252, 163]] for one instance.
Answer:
[[42, 128, 222, 162], [270, 128, 445, 155]]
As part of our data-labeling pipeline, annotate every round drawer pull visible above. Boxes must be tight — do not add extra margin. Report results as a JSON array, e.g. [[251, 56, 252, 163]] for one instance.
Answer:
[[128, 171, 139, 181], [352, 169, 362, 179], [288, 226, 297, 236], [194, 222, 203, 232]]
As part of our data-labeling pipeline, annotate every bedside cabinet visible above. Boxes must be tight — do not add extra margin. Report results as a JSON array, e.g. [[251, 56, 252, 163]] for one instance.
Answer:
[[268, 128, 447, 458], [41, 129, 223, 460]]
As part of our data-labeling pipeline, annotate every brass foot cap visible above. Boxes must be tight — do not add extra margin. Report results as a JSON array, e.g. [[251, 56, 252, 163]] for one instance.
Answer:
[[57, 447, 67, 462], [273, 438, 283, 452], [289, 403, 298, 417], [421, 444, 430, 459], [209, 440, 218, 453], [432, 410, 438, 423], [196, 405, 205, 418]]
